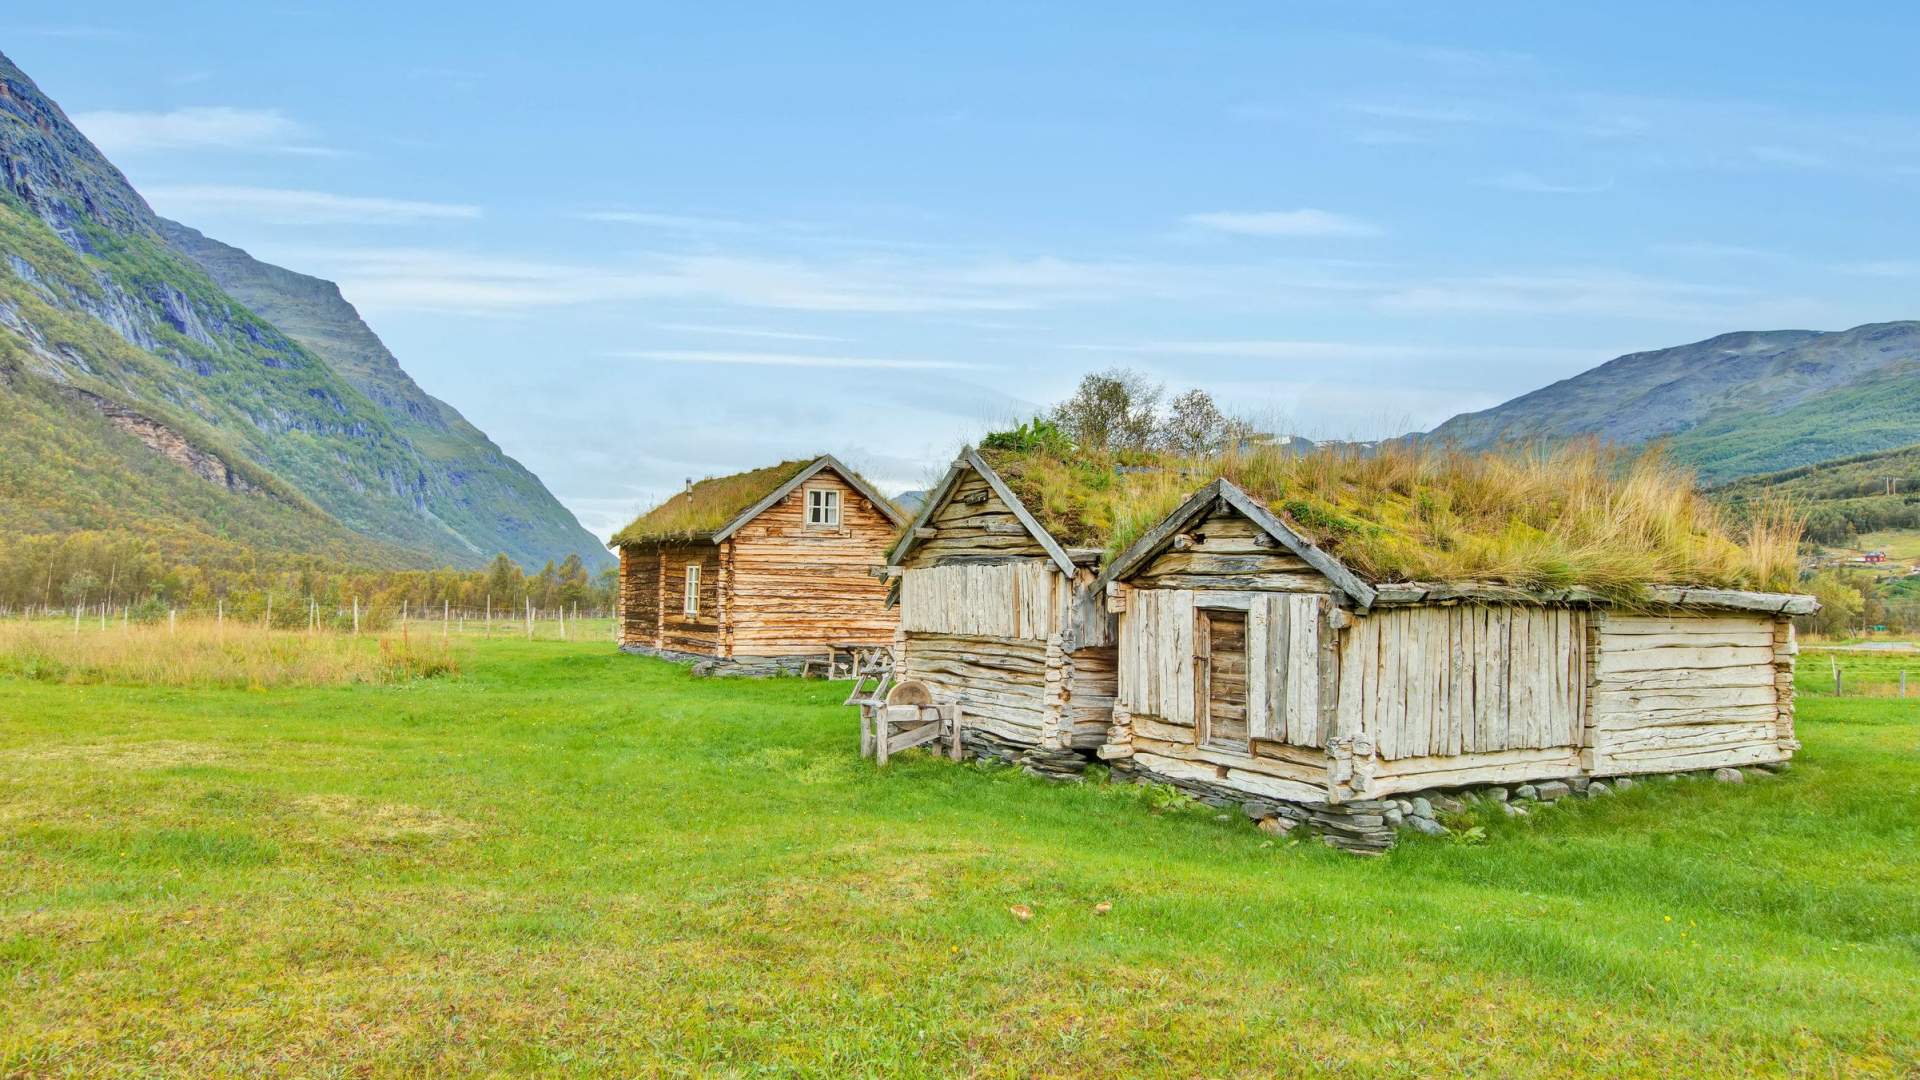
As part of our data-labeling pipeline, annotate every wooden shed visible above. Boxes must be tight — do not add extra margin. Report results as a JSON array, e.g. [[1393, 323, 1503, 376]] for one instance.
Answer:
[[883, 447, 1118, 772], [1095, 479, 1814, 848], [612, 455, 906, 669]]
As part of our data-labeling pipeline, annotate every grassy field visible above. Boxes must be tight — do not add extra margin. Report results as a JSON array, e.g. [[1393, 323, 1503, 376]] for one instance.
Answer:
[[2, 636, 1916, 1077], [1799, 645, 1920, 698]]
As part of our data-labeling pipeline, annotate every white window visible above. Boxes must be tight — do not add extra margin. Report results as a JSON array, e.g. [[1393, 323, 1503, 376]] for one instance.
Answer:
[[806, 488, 841, 527], [683, 565, 700, 616]]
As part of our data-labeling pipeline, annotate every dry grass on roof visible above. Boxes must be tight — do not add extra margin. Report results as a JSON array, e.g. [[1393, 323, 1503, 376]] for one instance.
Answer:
[[983, 441, 1803, 598], [612, 459, 818, 545]]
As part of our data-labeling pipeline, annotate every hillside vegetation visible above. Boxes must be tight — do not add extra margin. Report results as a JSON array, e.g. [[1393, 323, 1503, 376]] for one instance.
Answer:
[[0, 49, 607, 572], [1427, 322, 1920, 484], [1715, 441, 1920, 547]]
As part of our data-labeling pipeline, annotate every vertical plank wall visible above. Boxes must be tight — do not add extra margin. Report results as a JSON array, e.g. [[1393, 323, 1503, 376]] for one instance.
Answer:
[[1338, 606, 1588, 758]]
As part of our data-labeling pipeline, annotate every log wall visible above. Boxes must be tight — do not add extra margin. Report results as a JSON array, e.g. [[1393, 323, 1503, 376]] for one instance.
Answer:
[[1128, 510, 1333, 593], [659, 543, 723, 654], [619, 470, 899, 659], [899, 632, 1050, 744], [618, 544, 662, 648], [726, 471, 898, 656], [912, 470, 1051, 562], [1583, 611, 1794, 775]]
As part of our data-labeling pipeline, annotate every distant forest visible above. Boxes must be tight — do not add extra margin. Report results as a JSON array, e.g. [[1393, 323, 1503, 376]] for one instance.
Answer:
[[0, 530, 616, 628], [1714, 442, 1920, 546]]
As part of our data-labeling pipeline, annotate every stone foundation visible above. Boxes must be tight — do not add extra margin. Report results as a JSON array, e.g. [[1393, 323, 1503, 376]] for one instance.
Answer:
[[618, 644, 821, 678], [1030, 748, 1791, 854]]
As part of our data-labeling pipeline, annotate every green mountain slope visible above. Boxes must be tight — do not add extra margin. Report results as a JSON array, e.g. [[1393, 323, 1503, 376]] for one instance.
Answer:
[[1426, 322, 1920, 484], [0, 50, 608, 570], [1714, 442, 1920, 547], [158, 221, 611, 570]]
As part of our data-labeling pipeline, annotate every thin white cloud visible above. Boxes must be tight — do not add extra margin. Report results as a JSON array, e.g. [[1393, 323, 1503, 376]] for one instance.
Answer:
[[70, 106, 313, 155], [1370, 270, 1835, 324], [1490, 171, 1612, 195], [1185, 209, 1383, 238], [1834, 260, 1920, 278], [1651, 241, 1782, 260], [571, 210, 747, 231], [143, 185, 481, 225], [653, 323, 848, 342], [611, 349, 980, 371], [1069, 339, 1601, 366]]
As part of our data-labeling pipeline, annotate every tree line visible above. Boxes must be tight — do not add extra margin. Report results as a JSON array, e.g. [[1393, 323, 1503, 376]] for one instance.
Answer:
[[0, 530, 617, 629]]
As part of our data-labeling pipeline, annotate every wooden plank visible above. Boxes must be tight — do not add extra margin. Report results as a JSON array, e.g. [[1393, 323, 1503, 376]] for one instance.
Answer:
[[1246, 597, 1273, 742]]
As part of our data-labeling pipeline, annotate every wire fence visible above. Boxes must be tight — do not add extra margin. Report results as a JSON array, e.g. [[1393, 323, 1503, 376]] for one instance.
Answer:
[[0, 600, 619, 642]]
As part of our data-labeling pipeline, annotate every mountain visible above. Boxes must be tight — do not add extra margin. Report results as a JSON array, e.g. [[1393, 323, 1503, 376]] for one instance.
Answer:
[[0, 50, 610, 571], [1425, 322, 1920, 485], [156, 221, 610, 570]]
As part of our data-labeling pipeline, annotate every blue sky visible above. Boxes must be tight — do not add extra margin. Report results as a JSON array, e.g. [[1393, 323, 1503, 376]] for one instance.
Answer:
[[8, 3, 1920, 538]]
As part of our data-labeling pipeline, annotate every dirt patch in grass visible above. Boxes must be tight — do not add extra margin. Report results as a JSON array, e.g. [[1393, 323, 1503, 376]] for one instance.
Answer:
[[287, 794, 481, 847], [4, 739, 232, 771]]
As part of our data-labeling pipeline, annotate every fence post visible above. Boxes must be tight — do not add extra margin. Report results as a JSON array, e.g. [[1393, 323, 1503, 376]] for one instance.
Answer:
[[1903, 670, 1909, 698], [444, 599, 450, 641], [353, 597, 361, 636]]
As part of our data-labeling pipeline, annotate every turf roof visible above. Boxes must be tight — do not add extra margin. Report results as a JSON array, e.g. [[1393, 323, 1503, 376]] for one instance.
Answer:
[[973, 441, 1803, 599], [613, 457, 904, 545], [612, 458, 817, 545]]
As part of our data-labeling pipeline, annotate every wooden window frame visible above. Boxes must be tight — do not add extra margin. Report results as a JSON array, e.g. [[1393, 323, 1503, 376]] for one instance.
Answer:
[[682, 564, 700, 617], [805, 487, 841, 528]]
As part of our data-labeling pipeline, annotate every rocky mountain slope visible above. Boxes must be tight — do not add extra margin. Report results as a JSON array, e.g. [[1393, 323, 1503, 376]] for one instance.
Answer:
[[1426, 322, 1920, 484], [0, 50, 610, 570]]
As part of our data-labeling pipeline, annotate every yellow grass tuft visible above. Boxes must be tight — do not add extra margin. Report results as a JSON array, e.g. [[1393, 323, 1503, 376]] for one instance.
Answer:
[[0, 619, 461, 688], [983, 440, 1803, 599]]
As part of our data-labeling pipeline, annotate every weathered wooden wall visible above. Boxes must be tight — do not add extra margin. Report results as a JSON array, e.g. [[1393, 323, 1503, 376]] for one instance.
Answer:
[[900, 633, 1049, 743], [900, 561, 1060, 640], [1062, 645, 1117, 747], [1338, 605, 1587, 760], [1583, 611, 1794, 775], [1127, 510, 1333, 592], [1112, 588, 1334, 803], [726, 471, 898, 656], [912, 470, 1051, 562]]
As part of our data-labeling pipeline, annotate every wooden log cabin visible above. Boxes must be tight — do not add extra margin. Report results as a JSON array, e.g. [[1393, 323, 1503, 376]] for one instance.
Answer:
[[883, 447, 1117, 770], [612, 455, 906, 669], [1094, 479, 1814, 846]]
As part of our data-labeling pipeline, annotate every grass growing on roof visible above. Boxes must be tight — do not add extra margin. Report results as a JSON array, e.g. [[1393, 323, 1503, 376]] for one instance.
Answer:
[[612, 457, 904, 545], [983, 440, 1804, 597], [611, 458, 816, 544]]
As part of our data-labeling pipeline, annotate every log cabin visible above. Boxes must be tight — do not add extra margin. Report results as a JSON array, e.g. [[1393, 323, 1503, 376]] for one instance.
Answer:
[[881, 441, 1815, 849], [613, 455, 906, 670], [883, 447, 1117, 772], [1096, 479, 1813, 849]]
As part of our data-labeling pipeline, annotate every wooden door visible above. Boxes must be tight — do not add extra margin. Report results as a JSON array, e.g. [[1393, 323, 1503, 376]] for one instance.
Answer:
[[1197, 608, 1250, 751]]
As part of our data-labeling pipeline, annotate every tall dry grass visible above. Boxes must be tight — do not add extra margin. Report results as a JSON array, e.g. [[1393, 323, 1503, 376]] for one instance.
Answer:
[[990, 439, 1804, 598], [0, 619, 461, 688]]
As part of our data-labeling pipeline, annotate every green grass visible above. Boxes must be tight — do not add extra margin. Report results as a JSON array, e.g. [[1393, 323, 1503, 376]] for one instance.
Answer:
[[1799, 646, 1920, 697], [2, 639, 1916, 1076]]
